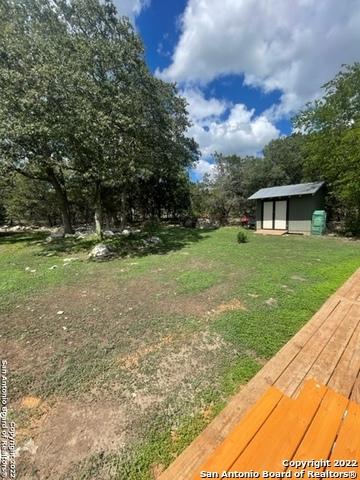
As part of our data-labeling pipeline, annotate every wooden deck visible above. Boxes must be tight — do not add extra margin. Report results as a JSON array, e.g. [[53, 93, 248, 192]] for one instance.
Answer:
[[255, 229, 288, 236], [192, 380, 360, 478], [159, 267, 360, 480]]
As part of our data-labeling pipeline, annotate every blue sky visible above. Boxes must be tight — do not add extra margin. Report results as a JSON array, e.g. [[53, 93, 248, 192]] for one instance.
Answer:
[[115, 0, 360, 178]]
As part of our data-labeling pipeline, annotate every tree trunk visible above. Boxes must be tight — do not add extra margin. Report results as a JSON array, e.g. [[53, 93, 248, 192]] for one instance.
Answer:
[[48, 171, 74, 234], [94, 181, 103, 239], [120, 191, 126, 229]]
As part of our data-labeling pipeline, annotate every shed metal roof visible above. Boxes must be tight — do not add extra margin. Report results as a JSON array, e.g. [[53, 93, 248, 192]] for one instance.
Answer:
[[248, 181, 325, 200]]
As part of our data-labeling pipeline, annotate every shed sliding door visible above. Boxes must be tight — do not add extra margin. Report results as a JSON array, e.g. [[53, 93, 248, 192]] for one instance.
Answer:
[[262, 201, 273, 229], [262, 200, 288, 230], [274, 200, 287, 229]]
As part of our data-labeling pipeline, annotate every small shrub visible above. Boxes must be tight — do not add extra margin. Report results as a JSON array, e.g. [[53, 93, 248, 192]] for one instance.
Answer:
[[143, 218, 160, 234], [237, 229, 249, 244]]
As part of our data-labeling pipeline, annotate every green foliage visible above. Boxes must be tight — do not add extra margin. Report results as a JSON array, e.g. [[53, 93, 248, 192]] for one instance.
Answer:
[[0, 177, 10, 225], [2, 174, 60, 225], [237, 229, 249, 243], [261, 135, 307, 185], [294, 63, 360, 234], [0, 204, 5, 225]]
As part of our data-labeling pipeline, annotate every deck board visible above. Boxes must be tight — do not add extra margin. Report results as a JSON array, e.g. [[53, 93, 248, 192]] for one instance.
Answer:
[[159, 268, 360, 480], [230, 380, 326, 472], [192, 387, 283, 478], [275, 301, 352, 395], [294, 302, 360, 395], [328, 314, 360, 397], [328, 400, 360, 470], [288, 388, 349, 474], [351, 374, 360, 404]]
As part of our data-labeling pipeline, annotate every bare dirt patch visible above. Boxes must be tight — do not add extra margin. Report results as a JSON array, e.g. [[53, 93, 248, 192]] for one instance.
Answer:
[[212, 298, 247, 315], [16, 399, 127, 480], [119, 334, 174, 370], [20, 396, 42, 409], [124, 329, 230, 412], [151, 463, 166, 479], [13, 398, 52, 449], [123, 275, 225, 318], [0, 340, 34, 371], [200, 404, 214, 420]]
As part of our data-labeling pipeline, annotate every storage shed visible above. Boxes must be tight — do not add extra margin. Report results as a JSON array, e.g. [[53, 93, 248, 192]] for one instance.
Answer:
[[248, 181, 325, 234]]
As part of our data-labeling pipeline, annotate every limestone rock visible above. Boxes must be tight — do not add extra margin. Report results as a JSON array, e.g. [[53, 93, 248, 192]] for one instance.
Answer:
[[46, 230, 64, 243], [88, 243, 111, 260], [147, 236, 162, 244]]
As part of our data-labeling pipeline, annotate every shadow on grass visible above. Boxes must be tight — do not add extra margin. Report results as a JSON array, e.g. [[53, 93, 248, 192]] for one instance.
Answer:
[[0, 226, 214, 259], [0, 231, 48, 245]]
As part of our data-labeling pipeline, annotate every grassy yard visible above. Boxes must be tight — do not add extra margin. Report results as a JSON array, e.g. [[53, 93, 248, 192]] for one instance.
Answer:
[[1, 227, 359, 479]]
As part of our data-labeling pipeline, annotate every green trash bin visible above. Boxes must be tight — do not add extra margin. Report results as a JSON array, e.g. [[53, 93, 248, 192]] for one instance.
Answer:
[[311, 210, 327, 235]]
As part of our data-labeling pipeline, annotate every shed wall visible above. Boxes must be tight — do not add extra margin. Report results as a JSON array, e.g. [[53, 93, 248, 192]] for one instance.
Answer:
[[288, 190, 325, 233]]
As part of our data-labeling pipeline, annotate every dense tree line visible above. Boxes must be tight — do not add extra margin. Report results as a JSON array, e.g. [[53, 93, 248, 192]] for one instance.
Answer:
[[0, 171, 192, 228], [0, 0, 198, 236]]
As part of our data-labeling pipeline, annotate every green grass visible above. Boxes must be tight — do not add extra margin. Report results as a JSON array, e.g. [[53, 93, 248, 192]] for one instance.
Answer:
[[176, 269, 221, 294], [1, 227, 359, 479], [0, 227, 210, 311]]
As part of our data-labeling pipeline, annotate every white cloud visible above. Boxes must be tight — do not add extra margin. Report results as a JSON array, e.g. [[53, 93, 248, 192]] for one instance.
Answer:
[[193, 158, 216, 178], [113, 0, 150, 19], [159, 0, 360, 116], [189, 104, 279, 157], [183, 90, 280, 160], [182, 88, 228, 121]]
